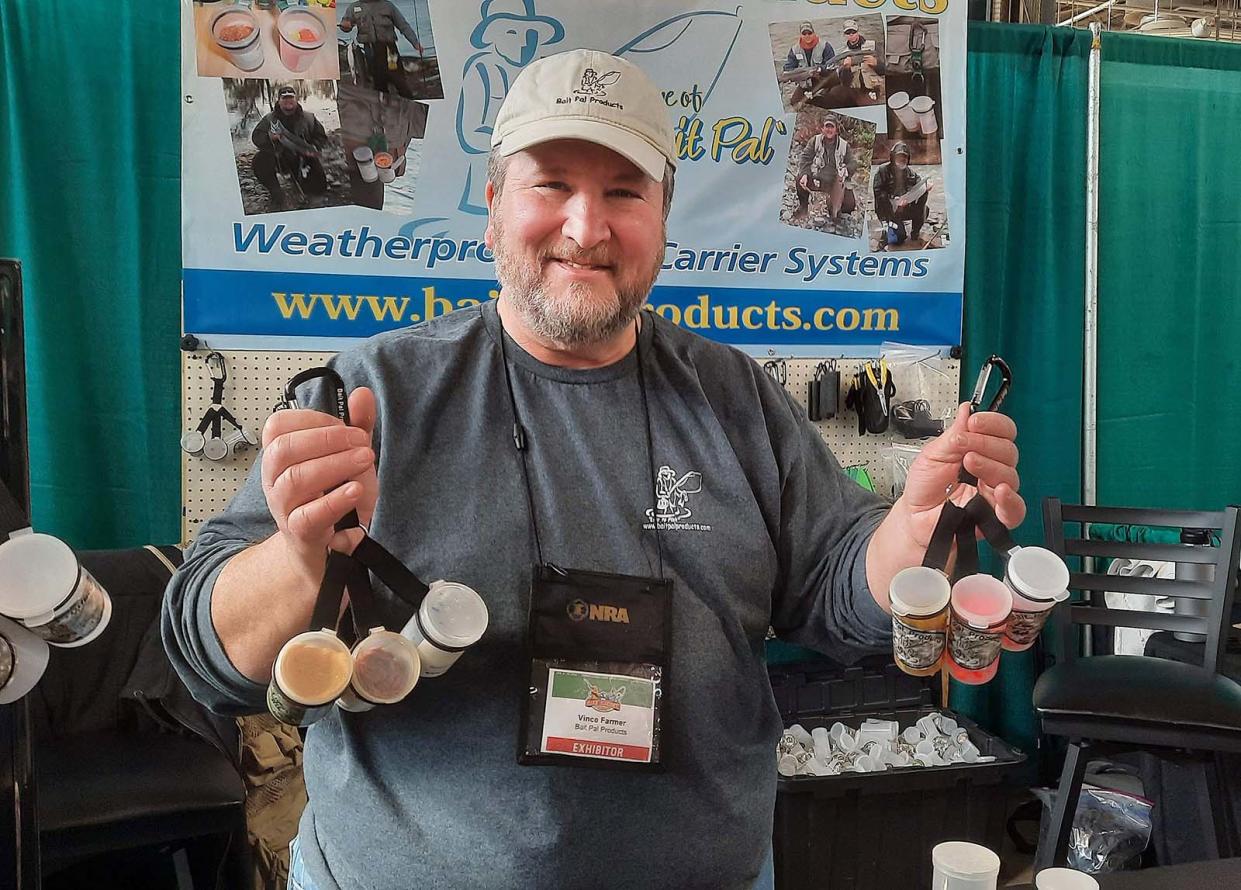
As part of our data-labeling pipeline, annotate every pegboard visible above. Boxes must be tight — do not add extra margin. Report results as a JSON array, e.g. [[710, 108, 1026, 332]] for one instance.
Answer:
[[182, 350, 335, 545], [181, 349, 960, 544], [770, 357, 960, 499]]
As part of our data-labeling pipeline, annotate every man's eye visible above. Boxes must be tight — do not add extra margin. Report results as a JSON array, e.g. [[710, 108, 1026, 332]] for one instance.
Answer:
[[609, 189, 642, 199], [536, 181, 568, 191]]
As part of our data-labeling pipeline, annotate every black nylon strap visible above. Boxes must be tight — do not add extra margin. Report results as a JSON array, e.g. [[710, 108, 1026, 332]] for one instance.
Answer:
[[966, 494, 1017, 556], [345, 558, 377, 641], [310, 549, 353, 632], [922, 500, 966, 572], [287, 367, 430, 632], [351, 534, 430, 609], [0, 479, 30, 537], [954, 515, 979, 580]]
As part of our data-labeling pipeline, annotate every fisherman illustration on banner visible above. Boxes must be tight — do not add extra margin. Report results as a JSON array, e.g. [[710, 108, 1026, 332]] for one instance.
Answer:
[[454, 0, 743, 214]]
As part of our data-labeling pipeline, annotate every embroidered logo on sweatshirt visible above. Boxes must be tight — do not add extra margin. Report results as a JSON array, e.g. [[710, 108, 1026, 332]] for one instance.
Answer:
[[643, 465, 712, 532]]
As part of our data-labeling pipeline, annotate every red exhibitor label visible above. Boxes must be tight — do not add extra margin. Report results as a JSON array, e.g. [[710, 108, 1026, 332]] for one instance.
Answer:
[[544, 737, 651, 762]]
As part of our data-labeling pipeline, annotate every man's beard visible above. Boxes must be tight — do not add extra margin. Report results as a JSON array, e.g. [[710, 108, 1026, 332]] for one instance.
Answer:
[[492, 214, 664, 348]]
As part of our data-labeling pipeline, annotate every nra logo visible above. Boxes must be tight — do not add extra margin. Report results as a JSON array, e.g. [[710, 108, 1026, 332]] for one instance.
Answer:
[[567, 599, 630, 624]]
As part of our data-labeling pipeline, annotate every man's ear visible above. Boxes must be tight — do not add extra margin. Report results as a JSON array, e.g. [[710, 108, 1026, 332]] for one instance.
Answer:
[[484, 180, 497, 249]]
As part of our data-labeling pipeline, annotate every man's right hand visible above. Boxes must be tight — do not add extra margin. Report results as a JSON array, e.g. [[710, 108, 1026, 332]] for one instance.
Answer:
[[798, 174, 809, 190], [260, 387, 378, 576]]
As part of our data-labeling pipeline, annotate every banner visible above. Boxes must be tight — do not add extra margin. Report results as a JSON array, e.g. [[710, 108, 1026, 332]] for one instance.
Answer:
[[181, 0, 965, 353]]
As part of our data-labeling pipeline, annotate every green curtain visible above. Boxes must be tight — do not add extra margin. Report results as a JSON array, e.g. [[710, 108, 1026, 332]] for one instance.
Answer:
[[0, 3, 182, 547], [952, 23, 1090, 757], [1096, 35, 1241, 509]]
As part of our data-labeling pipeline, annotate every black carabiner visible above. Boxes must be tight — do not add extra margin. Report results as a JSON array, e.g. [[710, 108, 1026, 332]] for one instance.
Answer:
[[968, 355, 1012, 414], [278, 366, 350, 423]]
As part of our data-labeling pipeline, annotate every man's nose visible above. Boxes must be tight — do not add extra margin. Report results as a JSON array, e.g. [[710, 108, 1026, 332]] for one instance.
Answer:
[[561, 191, 611, 251]]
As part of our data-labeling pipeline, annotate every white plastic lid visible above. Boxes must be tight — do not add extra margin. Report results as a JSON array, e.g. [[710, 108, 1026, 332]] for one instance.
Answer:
[[1007, 547, 1070, 604], [931, 841, 1001, 879], [274, 630, 353, 706], [420, 581, 489, 649], [279, 8, 325, 45], [1035, 868, 1100, 890], [950, 575, 1013, 629], [0, 533, 79, 620], [889, 566, 951, 618], [910, 95, 936, 113], [887, 91, 910, 109], [351, 629, 421, 704], [212, 8, 259, 45]]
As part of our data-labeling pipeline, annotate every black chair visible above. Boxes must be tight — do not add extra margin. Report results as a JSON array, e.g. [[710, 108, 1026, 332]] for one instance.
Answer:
[[1033, 499, 1241, 870], [30, 546, 248, 889]]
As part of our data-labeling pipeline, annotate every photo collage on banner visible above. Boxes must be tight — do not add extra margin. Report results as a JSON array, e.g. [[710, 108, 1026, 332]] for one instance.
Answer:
[[769, 14, 947, 250], [182, 1, 967, 353], [192, 0, 440, 216]]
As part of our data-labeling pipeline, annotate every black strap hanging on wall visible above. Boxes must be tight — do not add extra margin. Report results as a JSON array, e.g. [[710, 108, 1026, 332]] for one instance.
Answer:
[[808, 360, 839, 422], [182, 352, 258, 461]]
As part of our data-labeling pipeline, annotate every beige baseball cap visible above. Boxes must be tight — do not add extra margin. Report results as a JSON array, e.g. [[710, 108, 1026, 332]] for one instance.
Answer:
[[491, 48, 676, 181]]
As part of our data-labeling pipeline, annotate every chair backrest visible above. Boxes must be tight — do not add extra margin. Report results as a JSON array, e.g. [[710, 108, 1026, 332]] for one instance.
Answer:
[[1043, 498, 1241, 674]]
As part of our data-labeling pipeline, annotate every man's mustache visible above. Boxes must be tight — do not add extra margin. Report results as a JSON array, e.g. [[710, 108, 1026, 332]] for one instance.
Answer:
[[539, 245, 617, 268]]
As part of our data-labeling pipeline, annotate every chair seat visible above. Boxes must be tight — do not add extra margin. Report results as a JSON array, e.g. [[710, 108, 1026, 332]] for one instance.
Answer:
[[37, 731, 244, 834], [1034, 656, 1241, 735]]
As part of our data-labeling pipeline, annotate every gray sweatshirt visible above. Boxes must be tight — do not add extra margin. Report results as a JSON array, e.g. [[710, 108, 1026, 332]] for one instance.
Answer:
[[162, 301, 893, 890]]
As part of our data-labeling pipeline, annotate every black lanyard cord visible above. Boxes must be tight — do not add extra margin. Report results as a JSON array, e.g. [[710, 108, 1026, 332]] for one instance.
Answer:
[[496, 310, 665, 581], [497, 327, 547, 568]]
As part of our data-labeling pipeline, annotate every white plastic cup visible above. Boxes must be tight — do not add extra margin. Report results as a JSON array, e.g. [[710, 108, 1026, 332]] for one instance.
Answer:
[[268, 629, 353, 726], [1003, 546, 1070, 651], [353, 146, 378, 182], [337, 628, 421, 713], [0, 615, 50, 704], [401, 581, 489, 678], [277, 8, 326, 73], [0, 532, 112, 648], [374, 151, 396, 183], [211, 6, 265, 72], [888, 91, 921, 131], [931, 841, 1001, 890], [889, 566, 951, 676], [1035, 868, 1100, 890], [911, 95, 939, 135], [946, 575, 1013, 685]]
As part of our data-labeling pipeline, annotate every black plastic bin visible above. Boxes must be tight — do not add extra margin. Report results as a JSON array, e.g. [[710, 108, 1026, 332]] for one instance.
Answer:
[[771, 658, 1026, 890]]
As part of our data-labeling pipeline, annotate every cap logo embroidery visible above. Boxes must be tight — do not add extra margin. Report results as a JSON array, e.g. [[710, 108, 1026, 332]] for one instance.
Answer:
[[574, 67, 621, 98]]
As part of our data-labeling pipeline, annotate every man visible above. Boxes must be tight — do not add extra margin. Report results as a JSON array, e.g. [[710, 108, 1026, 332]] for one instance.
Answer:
[[873, 141, 932, 246], [165, 49, 1023, 890], [336, 81, 428, 210], [339, 0, 424, 99], [804, 19, 884, 109], [251, 86, 328, 211], [795, 114, 858, 224], [781, 21, 836, 110]]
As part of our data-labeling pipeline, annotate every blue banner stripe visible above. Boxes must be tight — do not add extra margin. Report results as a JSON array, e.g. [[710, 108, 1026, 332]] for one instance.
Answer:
[[183, 268, 962, 347]]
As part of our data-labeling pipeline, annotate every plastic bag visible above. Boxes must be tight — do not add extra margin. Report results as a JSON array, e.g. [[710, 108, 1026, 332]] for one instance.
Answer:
[[1034, 783, 1154, 873], [880, 442, 922, 498], [880, 342, 953, 439]]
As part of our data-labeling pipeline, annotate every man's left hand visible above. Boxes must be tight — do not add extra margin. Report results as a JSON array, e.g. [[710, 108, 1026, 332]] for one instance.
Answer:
[[901, 402, 1025, 548]]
